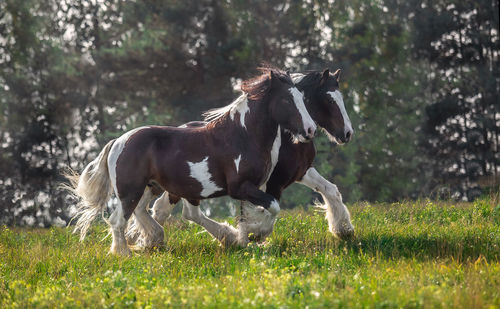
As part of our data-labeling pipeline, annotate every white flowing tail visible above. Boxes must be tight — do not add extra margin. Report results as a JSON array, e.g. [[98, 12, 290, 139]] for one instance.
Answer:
[[64, 139, 116, 240]]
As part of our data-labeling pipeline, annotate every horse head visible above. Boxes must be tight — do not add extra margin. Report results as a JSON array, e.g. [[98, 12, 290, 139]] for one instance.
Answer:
[[294, 69, 354, 144], [242, 66, 317, 143]]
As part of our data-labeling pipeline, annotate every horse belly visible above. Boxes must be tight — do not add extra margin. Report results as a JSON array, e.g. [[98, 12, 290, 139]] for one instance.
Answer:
[[152, 155, 227, 201]]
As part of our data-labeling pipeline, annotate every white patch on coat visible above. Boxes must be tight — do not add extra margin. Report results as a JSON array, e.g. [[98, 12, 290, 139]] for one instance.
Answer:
[[187, 156, 223, 197], [327, 90, 353, 135], [260, 126, 281, 189], [178, 124, 188, 128], [202, 93, 250, 129], [234, 154, 242, 173], [290, 73, 306, 84], [289, 87, 316, 135], [269, 127, 281, 177], [108, 127, 149, 196]]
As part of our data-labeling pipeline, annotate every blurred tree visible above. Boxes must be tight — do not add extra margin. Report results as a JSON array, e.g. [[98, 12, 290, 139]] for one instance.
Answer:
[[280, 0, 428, 205], [410, 0, 499, 200], [0, 0, 75, 225], [328, 0, 428, 202], [1, 0, 496, 225]]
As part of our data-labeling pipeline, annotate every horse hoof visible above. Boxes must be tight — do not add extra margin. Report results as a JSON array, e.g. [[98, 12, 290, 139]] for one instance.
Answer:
[[109, 247, 132, 257], [130, 243, 164, 252], [125, 233, 140, 246], [334, 227, 354, 240], [268, 201, 280, 216]]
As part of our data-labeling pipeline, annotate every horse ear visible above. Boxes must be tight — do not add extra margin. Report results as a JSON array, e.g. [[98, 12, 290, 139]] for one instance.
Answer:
[[320, 68, 330, 86], [332, 69, 341, 82], [322, 69, 330, 79], [267, 70, 276, 87], [269, 70, 275, 80], [270, 70, 283, 85]]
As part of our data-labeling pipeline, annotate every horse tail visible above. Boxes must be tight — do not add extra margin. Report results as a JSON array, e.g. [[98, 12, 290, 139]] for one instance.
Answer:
[[63, 139, 116, 241]]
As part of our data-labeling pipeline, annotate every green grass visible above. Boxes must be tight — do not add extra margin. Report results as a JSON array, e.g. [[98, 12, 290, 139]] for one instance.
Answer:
[[1, 199, 500, 308]]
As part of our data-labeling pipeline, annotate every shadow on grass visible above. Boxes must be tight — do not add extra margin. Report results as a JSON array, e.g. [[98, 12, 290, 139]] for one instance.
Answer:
[[7, 224, 494, 263], [338, 233, 500, 262], [133, 227, 500, 263]]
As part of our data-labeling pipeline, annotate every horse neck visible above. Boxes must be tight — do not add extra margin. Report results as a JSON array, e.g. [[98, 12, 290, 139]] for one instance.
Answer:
[[238, 98, 279, 151], [206, 95, 279, 152]]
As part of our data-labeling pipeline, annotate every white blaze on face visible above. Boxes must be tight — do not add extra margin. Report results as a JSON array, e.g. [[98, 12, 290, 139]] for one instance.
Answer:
[[234, 154, 242, 173], [187, 156, 223, 197], [327, 90, 353, 135], [108, 126, 150, 196], [289, 87, 316, 136]]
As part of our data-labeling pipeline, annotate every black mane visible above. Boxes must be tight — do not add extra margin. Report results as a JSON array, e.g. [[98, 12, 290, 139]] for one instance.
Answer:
[[241, 65, 292, 101], [294, 71, 323, 90]]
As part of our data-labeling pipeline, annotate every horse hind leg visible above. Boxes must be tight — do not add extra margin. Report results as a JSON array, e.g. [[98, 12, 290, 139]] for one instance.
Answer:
[[109, 199, 132, 256], [128, 187, 165, 250], [125, 190, 176, 248], [110, 183, 151, 255], [181, 200, 241, 247], [125, 190, 172, 246], [151, 192, 177, 226], [124, 216, 141, 246]]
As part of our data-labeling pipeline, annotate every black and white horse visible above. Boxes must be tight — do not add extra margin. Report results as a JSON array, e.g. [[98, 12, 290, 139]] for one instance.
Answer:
[[66, 67, 316, 255], [128, 69, 355, 248]]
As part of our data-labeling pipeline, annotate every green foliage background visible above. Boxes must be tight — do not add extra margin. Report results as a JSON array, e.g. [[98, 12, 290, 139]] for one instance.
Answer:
[[0, 0, 498, 225]]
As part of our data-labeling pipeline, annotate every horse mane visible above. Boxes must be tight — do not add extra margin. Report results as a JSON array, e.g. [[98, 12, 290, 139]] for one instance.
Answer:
[[202, 92, 248, 122], [202, 65, 293, 123], [290, 73, 306, 83], [291, 71, 322, 89], [241, 65, 293, 100]]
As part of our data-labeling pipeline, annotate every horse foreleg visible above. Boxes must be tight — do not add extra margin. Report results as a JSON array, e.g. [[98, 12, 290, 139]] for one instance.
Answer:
[[239, 201, 277, 242], [231, 181, 281, 216], [229, 181, 282, 244], [181, 200, 241, 247], [127, 187, 165, 250], [298, 167, 354, 239]]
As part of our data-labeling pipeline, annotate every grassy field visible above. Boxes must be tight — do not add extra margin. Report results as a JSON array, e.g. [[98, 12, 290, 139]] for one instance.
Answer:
[[1, 199, 499, 308]]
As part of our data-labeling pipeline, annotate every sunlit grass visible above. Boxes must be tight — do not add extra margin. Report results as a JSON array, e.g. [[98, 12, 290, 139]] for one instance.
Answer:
[[1, 199, 499, 308]]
